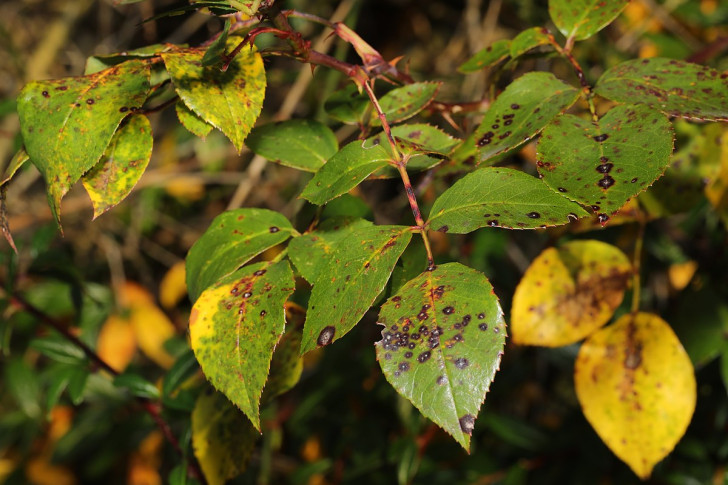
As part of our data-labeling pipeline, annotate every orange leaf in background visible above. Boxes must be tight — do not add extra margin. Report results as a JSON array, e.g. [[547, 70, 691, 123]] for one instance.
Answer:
[[25, 406, 77, 485], [159, 261, 187, 310], [575, 313, 696, 479], [97, 314, 137, 372], [128, 431, 163, 485], [668, 261, 698, 292]]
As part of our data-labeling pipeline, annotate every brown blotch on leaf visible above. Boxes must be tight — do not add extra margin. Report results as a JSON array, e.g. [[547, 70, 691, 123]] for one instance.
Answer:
[[86, 99, 95, 105], [526, 212, 540, 219], [442, 306, 454, 315], [459, 414, 476, 435], [269, 226, 280, 233], [593, 134, 609, 142], [317, 326, 336, 347], [417, 351, 431, 363], [253, 269, 267, 276], [42, 91, 50, 98], [454, 357, 469, 369]]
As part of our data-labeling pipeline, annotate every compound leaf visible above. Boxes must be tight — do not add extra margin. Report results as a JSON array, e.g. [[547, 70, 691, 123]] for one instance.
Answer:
[[427, 167, 588, 233], [549, 0, 629, 41], [575, 312, 696, 479], [190, 260, 295, 429], [538, 104, 674, 220], [376, 262, 506, 450], [511, 240, 632, 347], [246, 119, 338, 172], [82, 114, 153, 218], [300, 225, 412, 354], [17, 59, 151, 223], [186, 208, 295, 303]]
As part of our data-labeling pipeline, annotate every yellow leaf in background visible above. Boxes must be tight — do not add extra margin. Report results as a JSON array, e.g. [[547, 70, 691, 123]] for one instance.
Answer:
[[511, 240, 632, 347], [97, 314, 137, 372], [705, 126, 728, 216], [128, 431, 163, 485], [668, 261, 698, 291], [165, 175, 205, 202], [159, 261, 187, 309], [574, 313, 697, 479], [26, 457, 76, 485], [119, 282, 177, 369]]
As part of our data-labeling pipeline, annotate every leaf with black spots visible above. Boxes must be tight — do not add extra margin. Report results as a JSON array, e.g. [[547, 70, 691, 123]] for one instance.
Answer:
[[538, 104, 674, 219], [246, 119, 338, 172], [473, 72, 579, 165], [300, 225, 412, 354], [373, 123, 459, 177], [509, 27, 552, 59], [458, 39, 511, 73], [376, 263, 506, 450], [162, 40, 265, 152], [82, 114, 152, 219], [427, 167, 588, 233], [17, 59, 151, 224], [189, 260, 295, 429], [595, 58, 728, 121], [375, 82, 441, 124], [186, 208, 296, 303], [549, 0, 629, 41]]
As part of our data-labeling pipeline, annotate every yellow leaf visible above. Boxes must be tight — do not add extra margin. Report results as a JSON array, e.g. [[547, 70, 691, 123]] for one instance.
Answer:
[[511, 240, 632, 347], [97, 314, 137, 372], [25, 457, 76, 485], [165, 176, 205, 202], [128, 431, 163, 485], [159, 261, 187, 309], [705, 126, 728, 215], [668, 261, 698, 291], [574, 312, 697, 479]]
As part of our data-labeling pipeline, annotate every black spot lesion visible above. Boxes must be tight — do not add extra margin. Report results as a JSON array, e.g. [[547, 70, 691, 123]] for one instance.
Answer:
[[317, 326, 336, 347], [459, 414, 475, 435]]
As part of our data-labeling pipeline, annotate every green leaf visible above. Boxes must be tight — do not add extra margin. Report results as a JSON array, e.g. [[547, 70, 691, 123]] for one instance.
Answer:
[[510, 27, 552, 58], [113, 373, 161, 399], [185, 208, 295, 303], [300, 137, 393, 205], [202, 19, 231, 67], [84, 44, 173, 75], [671, 287, 728, 368], [458, 39, 511, 73], [29, 335, 86, 364], [427, 167, 588, 233], [1, 148, 30, 186], [81, 114, 153, 219], [163, 349, 200, 397], [376, 82, 441, 124], [246, 119, 338, 172], [324, 84, 370, 125], [375, 262, 506, 450], [549, 0, 629, 41], [192, 390, 258, 485], [176, 100, 213, 138], [594, 57, 728, 121], [162, 41, 266, 152], [300, 225, 412, 354], [190, 260, 295, 429], [5, 358, 41, 418], [17, 60, 151, 223], [66, 366, 90, 405], [374, 123, 459, 177], [261, 324, 303, 404], [473, 72, 579, 165], [288, 217, 373, 283], [537, 104, 674, 218], [45, 365, 75, 413], [227, 0, 262, 16], [320, 194, 373, 220]]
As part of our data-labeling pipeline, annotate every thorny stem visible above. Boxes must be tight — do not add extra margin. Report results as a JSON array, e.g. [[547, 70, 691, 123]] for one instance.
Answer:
[[631, 222, 646, 313], [362, 80, 400, 160], [8, 295, 208, 485]]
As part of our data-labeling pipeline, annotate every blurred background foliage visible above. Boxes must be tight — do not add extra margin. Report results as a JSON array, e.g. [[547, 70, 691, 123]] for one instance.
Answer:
[[1, 0, 728, 484]]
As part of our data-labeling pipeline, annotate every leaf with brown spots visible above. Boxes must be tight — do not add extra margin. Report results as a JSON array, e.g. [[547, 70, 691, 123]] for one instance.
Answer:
[[373, 123, 459, 177], [189, 260, 295, 429], [375, 82, 441, 124], [192, 389, 259, 485], [473, 72, 579, 165], [161, 40, 266, 152], [595, 58, 728, 121], [549, 0, 629, 41], [458, 39, 511, 73], [185, 208, 296, 303], [82, 114, 152, 219], [426, 167, 588, 233], [511, 240, 632, 347], [575, 312, 696, 479], [509, 27, 553, 59], [300, 224, 412, 354], [17, 59, 151, 224], [537, 104, 674, 221], [375, 263, 506, 450]]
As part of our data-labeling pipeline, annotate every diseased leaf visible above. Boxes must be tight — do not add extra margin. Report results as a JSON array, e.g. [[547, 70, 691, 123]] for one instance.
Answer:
[[82, 114, 153, 219], [300, 225, 412, 354], [538, 105, 674, 220], [189, 260, 295, 429], [186, 208, 295, 303], [262, 308, 304, 403], [595, 58, 728, 121], [473, 72, 579, 165], [17, 60, 151, 223], [84, 44, 173, 75], [300, 137, 392, 205], [192, 389, 258, 485], [575, 313, 696, 479], [288, 217, 373, 283], [549, 0, 629, 41], [374, 123, 459, 177], [511, 240, 632, 347], [246, 119, 338, 172], [162, 40, 265, 152], [324, 84, 370, 125], [376, 263, 506, 450], [509, 27, 552, 59], [427, 167, 588, 233], [176, 100, 213, 138], [376, 82, 441, 124], [458, 39, 511, 73]]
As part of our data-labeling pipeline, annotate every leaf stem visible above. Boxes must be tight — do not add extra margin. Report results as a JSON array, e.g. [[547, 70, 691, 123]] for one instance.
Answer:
[[631, 222, 645, 313], [8, 294, 208, 485]]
